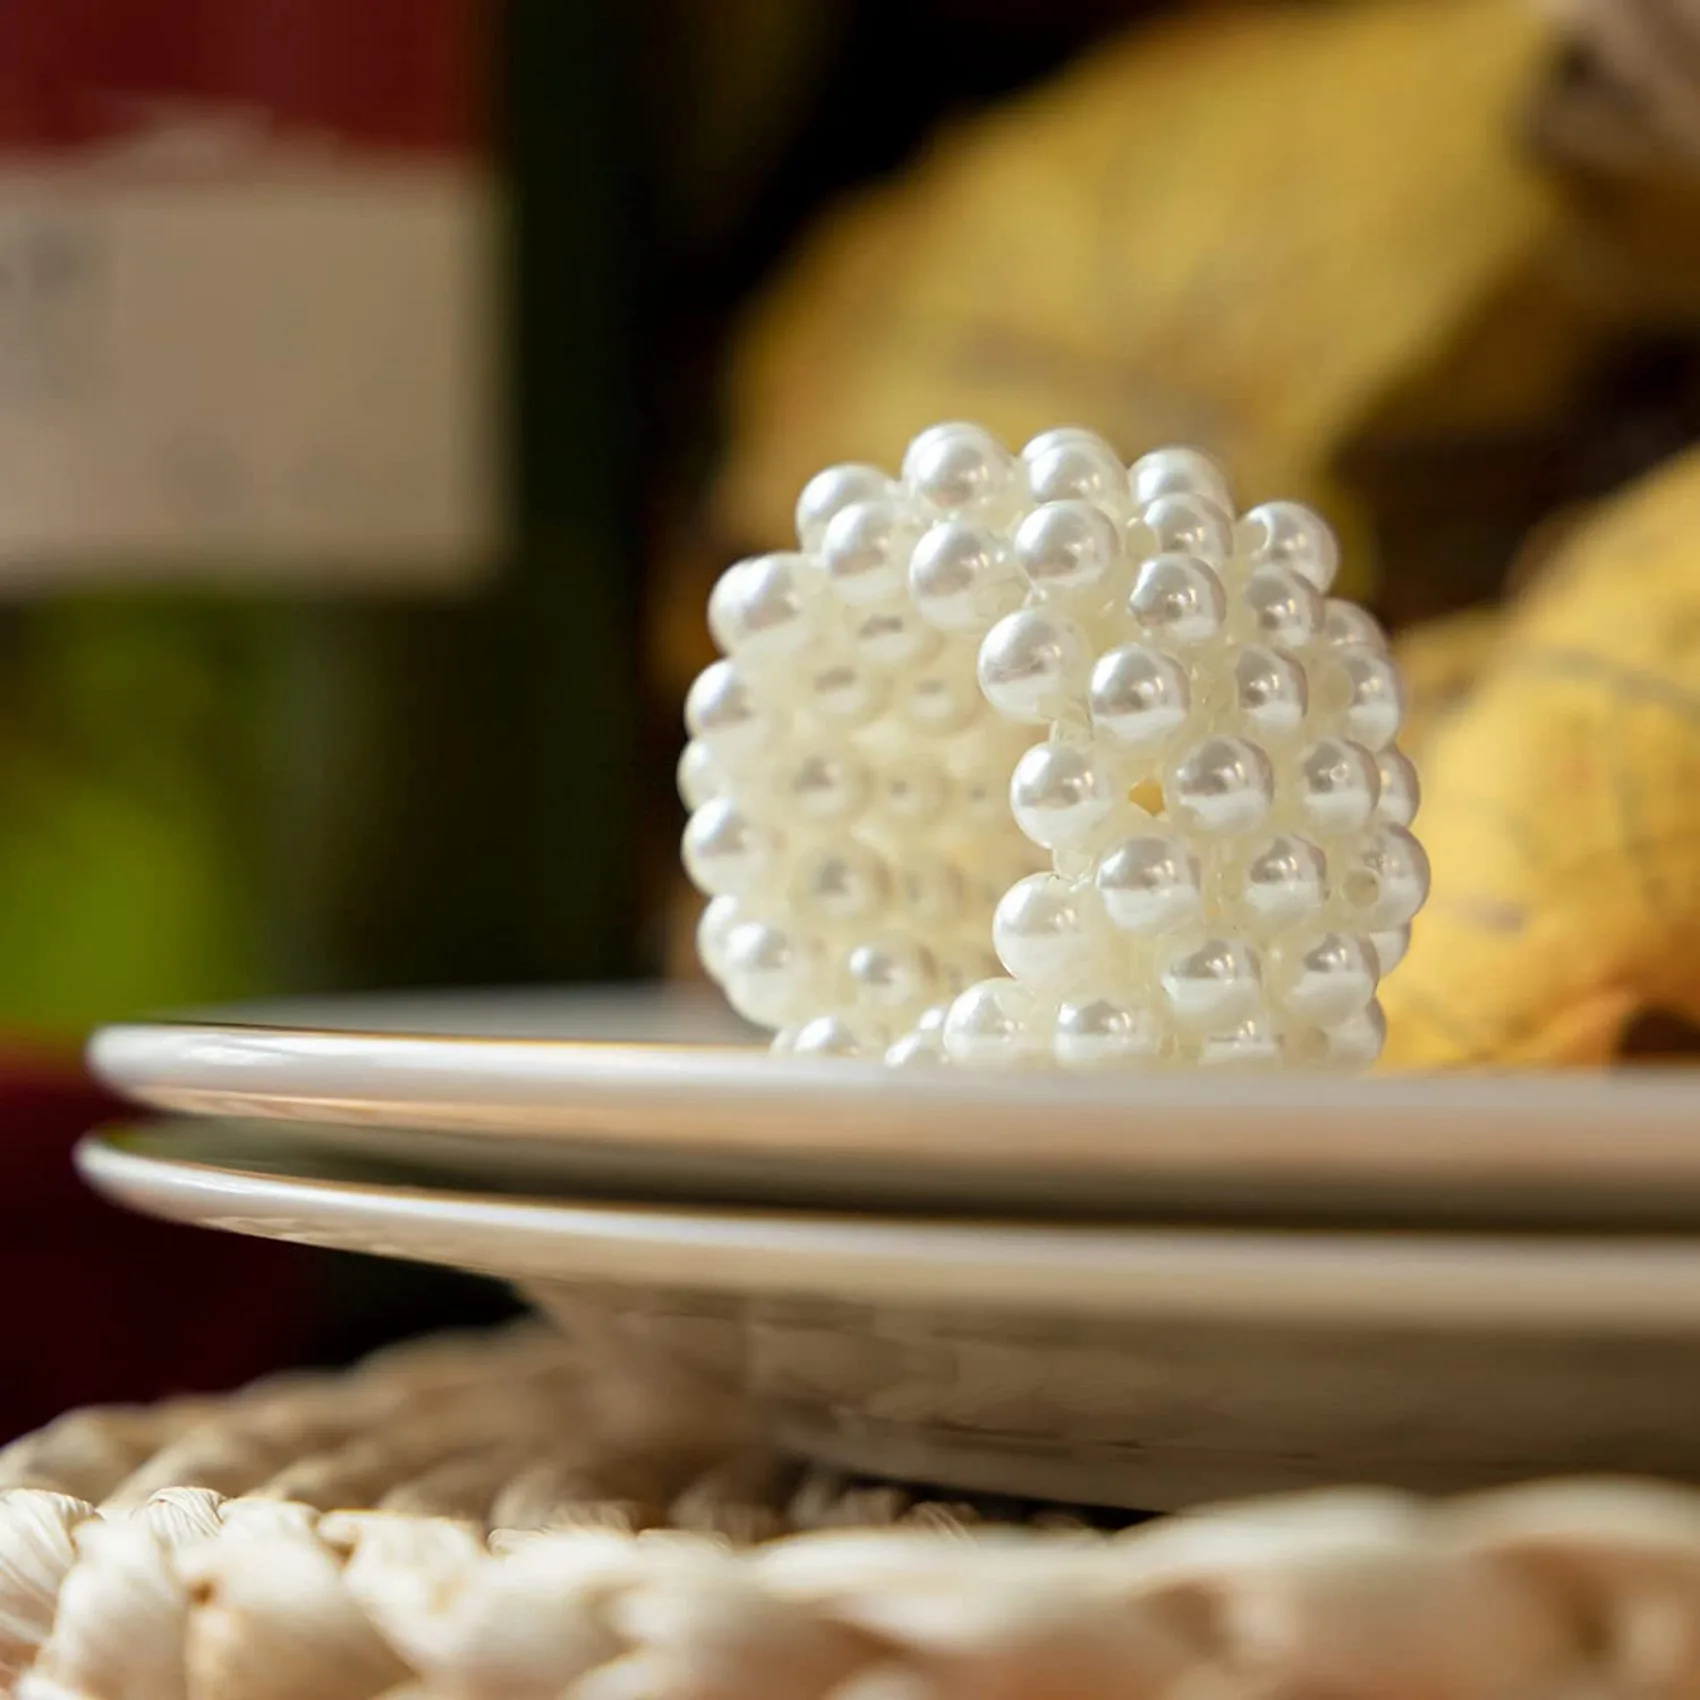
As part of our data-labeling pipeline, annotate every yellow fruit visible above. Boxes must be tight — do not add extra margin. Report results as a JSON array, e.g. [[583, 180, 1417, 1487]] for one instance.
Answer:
[[1384, 446, 1700, 1066], [718, 0, 1555, 609]]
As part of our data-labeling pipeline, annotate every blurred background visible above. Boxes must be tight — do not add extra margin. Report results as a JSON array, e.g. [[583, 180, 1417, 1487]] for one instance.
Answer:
[[3, 0, 1699, 1433]]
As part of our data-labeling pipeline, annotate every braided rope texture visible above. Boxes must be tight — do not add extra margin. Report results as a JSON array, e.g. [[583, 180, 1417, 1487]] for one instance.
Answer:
[[3, 1322, 1700, 1697]]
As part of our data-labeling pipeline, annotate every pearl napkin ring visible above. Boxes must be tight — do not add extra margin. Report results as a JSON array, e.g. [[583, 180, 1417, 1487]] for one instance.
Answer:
[[682, 424, 1424, 1070]]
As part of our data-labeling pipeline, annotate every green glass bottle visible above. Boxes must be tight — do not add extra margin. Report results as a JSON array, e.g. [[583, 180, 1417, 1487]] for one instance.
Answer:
[[0, 0, 643, 1038]]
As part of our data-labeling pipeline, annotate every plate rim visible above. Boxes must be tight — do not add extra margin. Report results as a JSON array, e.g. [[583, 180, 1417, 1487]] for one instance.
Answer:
[[76, 1122, 1700, 1333], [88, 1013, 1700, 1188]]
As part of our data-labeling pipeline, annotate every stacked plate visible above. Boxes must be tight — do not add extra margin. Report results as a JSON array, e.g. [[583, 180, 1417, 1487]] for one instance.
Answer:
[[84, 985, 1700, 1510]]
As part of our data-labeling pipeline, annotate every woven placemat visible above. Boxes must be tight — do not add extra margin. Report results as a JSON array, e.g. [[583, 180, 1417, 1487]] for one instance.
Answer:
[[1, 1319, 1696, 1697]]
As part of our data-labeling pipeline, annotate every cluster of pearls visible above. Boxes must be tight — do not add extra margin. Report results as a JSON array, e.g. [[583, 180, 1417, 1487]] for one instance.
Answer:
[[682, 424, 1426, 1071]]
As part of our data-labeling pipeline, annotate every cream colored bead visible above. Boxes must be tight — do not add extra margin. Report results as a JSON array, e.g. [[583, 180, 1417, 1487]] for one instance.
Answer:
[[683, 429, 1424, 1070]]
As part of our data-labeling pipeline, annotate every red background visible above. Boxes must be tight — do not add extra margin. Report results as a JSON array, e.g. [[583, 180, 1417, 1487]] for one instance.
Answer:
[[0, 1053, 308, 1442], [0, 0, 481, 153]]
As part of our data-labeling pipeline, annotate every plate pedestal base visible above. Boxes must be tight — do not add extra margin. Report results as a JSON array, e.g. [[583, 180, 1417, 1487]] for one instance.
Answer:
[[530, 1281, 1700, 1513]]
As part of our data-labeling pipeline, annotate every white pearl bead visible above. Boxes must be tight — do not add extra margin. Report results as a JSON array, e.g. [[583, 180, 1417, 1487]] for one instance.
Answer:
[[1013, 500, 1125, 599], [1054, 992, 1165, 1067], [1128, 553, 1227, 647], [1234, 835, 1329, 934], [1009, 739, 1117, 850], [1095, 833, 1203, 934], [677, 740, 728, 810], [1317, 1000, 1386, 1069], [992, 873, 1099, 989], [684, 659, 765, 762], [706, 560, 749, 655], [846, 933, 940, 1011], [1375, 749, 1420, 826], [695, 893, 743, 981], [1336, 825, 1430, 930], [1022, 430, 1129, 516], [956, 765, 1010, 829], [1313, 647, 1403, 750], [851, 602, 942, 671], [903, 422, 1016, 513], [805, 657, 891, 729], [877, 756, 952, 834], [795, 463, 890, 548], [709, 553, 817, 658], [1024, 425, 1117, 460], [722, 920, 821, 1026], [1240, 563, 1323, 648], [792, 843, 891, 925], [1197, 1013, 1284, 1068], [1237, 501, 1339, 593], [682, 798, 778, 897], [779, 750, 870, 825], [1160, 937, 1264, 1031], [942, 977, 1047, 1065], [1129, 445, 1232, 511], [1138, 493, 1234, 565], [1293, 738, 1381, 837], [1319, 598, 1387, 651], [1369, 925, 1410, 974], [896, 856, 968, 928], [1090, 643, 1192, 750], [978, 609, 1091, 724], [1165, 737, 1275, 836], [1269, 930, 1378, 1026], [886, 1025, 949, 1066], [1233, 645, 1309, 742], [820, 499, 919, 606], [792, 1014, 876, 1058], [902, 667, 984, 735], [909, 519, 1023, 632], [684, 432, 1423, 1072]]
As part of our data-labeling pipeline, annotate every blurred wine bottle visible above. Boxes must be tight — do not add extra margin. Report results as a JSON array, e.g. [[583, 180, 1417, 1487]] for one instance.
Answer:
[[0, 0, 642, 1035]]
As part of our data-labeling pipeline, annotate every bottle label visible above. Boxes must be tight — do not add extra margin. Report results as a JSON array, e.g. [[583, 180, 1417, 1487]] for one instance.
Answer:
[[0, 0, 497, 590]]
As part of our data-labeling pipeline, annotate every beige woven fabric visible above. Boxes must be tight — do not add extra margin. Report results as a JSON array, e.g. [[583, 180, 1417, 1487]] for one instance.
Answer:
[[3, 1322, 1700, 1698]]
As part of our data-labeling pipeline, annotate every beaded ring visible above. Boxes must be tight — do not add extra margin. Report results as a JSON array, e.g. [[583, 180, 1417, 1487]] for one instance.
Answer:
[[681, 424, 1425, 1069]]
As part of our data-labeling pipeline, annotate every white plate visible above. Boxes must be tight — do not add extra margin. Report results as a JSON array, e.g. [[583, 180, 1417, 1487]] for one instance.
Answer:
[[88, 985, 1700, 1224], [77, 1121, 1700, 1509]]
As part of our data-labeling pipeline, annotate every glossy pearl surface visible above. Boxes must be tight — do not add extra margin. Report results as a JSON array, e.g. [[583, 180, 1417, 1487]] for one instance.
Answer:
[[683, 428, 1423, 1071]]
